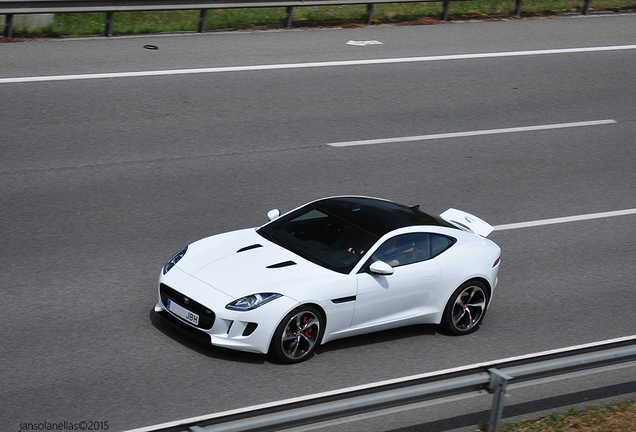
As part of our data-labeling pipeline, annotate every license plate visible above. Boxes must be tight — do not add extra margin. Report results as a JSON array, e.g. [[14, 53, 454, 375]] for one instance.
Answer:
[[167, 299, 199, 326]]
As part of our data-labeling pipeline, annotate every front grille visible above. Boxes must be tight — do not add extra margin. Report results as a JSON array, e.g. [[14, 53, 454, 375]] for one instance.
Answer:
[[160, 283, 215, 330]]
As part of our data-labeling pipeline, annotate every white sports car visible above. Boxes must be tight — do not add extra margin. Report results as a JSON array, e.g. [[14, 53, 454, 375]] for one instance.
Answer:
[[155, 196, 501, 363]]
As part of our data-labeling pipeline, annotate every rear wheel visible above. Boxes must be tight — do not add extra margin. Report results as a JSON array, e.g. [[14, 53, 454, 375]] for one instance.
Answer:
[[442, 281, 488, 335], [271, 306, 323, 363]]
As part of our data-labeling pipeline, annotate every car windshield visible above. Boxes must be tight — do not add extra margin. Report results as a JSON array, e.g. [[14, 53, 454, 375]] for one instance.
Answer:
[[257, 204, 379, 274]]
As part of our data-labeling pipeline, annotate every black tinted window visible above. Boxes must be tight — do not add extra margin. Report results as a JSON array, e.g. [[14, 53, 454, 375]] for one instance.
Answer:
[[431, 234, 454, 257], [371, 233, 455, 267], [257, 205, 378, 274]]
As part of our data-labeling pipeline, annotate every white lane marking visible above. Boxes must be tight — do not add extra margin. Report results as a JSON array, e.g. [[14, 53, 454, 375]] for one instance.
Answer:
[[347, 40, 384, 46], [2, 45, 635, 84], [327, 120, 617, 147], [122, 335, 636, 432], [494, 208, 636, 231]]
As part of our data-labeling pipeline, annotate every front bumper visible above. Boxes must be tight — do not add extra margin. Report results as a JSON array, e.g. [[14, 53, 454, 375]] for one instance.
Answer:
[[155, 269, 299, 354]]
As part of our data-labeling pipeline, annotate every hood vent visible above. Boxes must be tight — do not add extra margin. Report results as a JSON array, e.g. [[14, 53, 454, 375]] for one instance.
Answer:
[[266, 261, 297, 269], [237, 244, 263, 253]]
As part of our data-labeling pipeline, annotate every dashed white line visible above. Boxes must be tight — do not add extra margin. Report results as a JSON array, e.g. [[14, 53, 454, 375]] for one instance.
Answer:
[[1, 45, 635, 84], [327, 120, 618, 147], [494, 208, 636, 231], [346, 40, 384, 46]]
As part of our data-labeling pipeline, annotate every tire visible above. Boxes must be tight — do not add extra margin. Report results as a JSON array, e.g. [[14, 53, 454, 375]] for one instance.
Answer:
[[271, 306, 323, 364], [442, 281, 488, 335]]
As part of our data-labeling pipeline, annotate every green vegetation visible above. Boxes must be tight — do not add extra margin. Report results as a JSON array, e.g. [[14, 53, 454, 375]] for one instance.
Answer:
[[1, 0, 635, 38], [494, 400, 636, 432]]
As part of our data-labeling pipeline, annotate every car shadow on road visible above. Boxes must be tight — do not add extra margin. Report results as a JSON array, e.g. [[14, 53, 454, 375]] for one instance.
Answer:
[[148, 308, 268, 364], [150, 308, 457, 364], [314, 323, 441, 357]]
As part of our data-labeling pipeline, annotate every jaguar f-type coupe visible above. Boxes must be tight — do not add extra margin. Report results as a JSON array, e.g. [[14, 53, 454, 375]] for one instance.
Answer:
[[155, 196, 501, 363]]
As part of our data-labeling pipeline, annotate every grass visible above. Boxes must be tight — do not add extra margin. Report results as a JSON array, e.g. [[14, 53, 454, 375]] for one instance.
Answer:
[[1, 0, 635, 38], [494, 400, 636, 432]]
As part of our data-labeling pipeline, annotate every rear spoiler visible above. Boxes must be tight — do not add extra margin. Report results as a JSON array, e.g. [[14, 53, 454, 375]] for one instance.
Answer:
[[440, 208, 494, 238]]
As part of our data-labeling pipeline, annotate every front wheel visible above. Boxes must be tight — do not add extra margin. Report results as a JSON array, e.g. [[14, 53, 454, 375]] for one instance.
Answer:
[[271, 306, 323, 364], [442, 281, 488, 335]]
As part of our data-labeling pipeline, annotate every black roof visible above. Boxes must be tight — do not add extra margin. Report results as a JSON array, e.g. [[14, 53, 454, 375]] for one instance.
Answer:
[[312, 196, 456, 237]]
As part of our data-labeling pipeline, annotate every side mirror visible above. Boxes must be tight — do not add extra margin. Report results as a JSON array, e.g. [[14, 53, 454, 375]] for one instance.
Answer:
[[267, 209, 280, 221], [368, 260, 394, 276]]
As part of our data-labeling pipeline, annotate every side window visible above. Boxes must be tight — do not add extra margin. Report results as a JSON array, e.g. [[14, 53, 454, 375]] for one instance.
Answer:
[[372, 233, 431, 267], [430, 234, 454, 257], [372, 233, 456, 267]]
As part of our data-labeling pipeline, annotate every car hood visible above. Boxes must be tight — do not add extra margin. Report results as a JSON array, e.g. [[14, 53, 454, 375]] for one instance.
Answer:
[[175, 228, 334, 299]]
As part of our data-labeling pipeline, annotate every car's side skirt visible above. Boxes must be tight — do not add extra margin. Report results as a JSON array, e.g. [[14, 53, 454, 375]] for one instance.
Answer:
[[320, 309, 443, 345]]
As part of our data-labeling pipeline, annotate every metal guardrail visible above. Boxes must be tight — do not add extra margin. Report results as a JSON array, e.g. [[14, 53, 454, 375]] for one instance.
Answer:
[[2, 0, 596, 38], [124, 335, 636, 432]]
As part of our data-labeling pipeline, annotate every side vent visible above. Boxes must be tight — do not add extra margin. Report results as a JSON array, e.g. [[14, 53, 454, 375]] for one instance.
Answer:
[[243, 322, 258, 336], [237, 244, 263, 253], [266, 261, 296, 269], [332, 296, 356, 304]]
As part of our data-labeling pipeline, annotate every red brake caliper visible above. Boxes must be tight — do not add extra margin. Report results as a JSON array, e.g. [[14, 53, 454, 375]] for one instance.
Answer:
[[303, 316, 312, 338]]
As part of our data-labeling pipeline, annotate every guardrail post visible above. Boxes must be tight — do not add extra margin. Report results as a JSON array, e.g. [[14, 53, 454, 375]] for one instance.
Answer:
[[105, 11, 114, 36], [582, 0, 591, 14], [487, 368, 513, 432], [365, 4, 374, 24], [514, 0, 522, 16], [366, 4, 374, 24], [4, 13, 14, 38], [198, 9, 208, 32], [441, 0, 450, 21], [285, 6, 293, 28]]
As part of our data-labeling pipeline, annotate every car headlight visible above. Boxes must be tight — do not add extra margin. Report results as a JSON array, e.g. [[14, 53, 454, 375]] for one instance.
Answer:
[[226, 293, 282, 311], [163, 246, 188, 275]]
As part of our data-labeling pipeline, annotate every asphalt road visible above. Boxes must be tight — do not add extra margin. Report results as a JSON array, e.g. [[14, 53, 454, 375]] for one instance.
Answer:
[[1, 14, 635, 432]]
